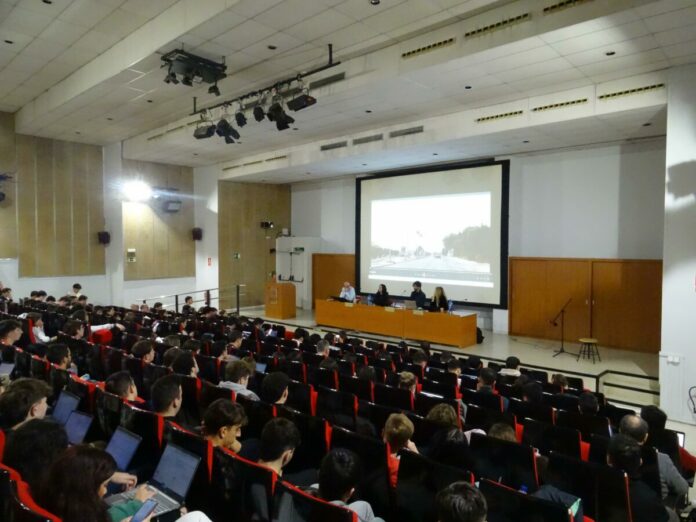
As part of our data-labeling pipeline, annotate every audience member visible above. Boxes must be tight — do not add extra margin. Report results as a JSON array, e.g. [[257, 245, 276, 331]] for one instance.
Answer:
[[499, 356, 521, 377], [220, 360, 260, 400], [398, 371, 417, 393], [45, 343, 74, 371], [316, 339, 330, 357], [522, 381, 543, 404], [607, 434, 675, 522], [26, 312, 54, 343], [578, 392, 600, 416], [357, 366, 377, 382], [0, 319, 22, 346], [163, 347, 184, 368], [0, 377, 51, 430], [258, 417, 301, 478], [487, 422, 517, 443], [201, 399, 254, 458], [104, 371, 139, 401], [130, 339, 155, 364], [172, 351, 199, 377], [317, 449, 385, 522], [260, 372, 289, 405], [164, 334, 182, 348], [383, 413, 417, 488], [151, 374, 182, 419], [435, 482, 487, 522]]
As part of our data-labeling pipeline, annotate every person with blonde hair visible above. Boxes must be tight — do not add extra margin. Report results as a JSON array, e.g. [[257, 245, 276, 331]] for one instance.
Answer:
[[383, 413, 417, 488]]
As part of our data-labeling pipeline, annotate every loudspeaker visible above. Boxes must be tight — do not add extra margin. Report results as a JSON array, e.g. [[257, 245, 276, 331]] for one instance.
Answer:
[[192, 227, 203, 241], [97, 231, 111, 245]]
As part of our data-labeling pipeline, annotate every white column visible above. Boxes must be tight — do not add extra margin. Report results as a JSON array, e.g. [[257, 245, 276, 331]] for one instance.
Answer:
[[102, 142, 124, 307], [660, 64, 696, 424]]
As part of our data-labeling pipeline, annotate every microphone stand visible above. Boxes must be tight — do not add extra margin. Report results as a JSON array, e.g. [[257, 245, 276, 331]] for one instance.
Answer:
[[551, 298, 573, 357]]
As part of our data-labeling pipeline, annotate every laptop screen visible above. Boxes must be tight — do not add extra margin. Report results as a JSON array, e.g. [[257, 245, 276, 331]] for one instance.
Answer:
[[677, 431, 685, 448], [105, 427, 142, 471], [65, 411, 93, 445], [151, 444, 200, 500], [255, 362, 267, 374], [52, 391, 80, 425]]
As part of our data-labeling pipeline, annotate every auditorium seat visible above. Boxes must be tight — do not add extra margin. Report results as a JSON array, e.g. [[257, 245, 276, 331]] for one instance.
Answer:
[[521, 418, 581, 459], [315, 387, 358, 431], [285, 381, 315, 416], [275, 406, 328, 473], [507, 397, 555, 424], [274, 480, 357, 522], [414, 394, 463, 428], [556, 411, 611, 442], [199, 381, 235, 412], [421, 378, 459, 399], [236, 395, 276, 440], [166, 424, 213, 512], [469, 433, 539, 492], [395, 451, 474, 522], [195, 353, 221, 384], [460, 388, 503, 413], [479, 479, 572, 522], [94, 388, 123, 439], [374, 383, 414, 411], [338, 375, 374, 402], [120, 402, 165, 474]]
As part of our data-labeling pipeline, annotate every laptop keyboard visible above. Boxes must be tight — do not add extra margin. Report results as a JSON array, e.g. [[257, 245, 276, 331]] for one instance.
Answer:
[[110, 488, 179, 515]]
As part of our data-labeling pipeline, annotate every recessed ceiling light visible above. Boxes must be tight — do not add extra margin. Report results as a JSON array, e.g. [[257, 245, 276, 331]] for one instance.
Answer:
[[643, 122, 652, 127], [523, 140, 530, 143], [292, 127, 299, 130], [365, 109, 372, 113], [147, 99, 153, 103], [465, 85, 472, 89], [369, 0, 380, 4], [193, 153, 198, 156], [75, 131, 81, 135], [605, 51, 616, 56], [106, 117, 113, 121], [267, 45, 277, 50], [42, 0, 53, 4], [4, 40, 13, 44], [432, 153, 439, 156]]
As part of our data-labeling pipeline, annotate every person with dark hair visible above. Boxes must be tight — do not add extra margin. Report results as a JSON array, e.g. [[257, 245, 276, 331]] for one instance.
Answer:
[[202, 399, 248, 455], [260, 371, 289, 404], [578, 392, 599, 416], [319, 357, 338, 372], [337, 330, 349, 345], [183, 339, 202, 354], [105, 371, 139, 401], [69, 283, 82, 297], [410, 281, 427, 309], [435, 482, 487, 522], [163, 347, 184, 368], [467, 355, 482, 371], [0, 319, 22, 347], [164, 334, 182, 348], [0, 378, 51, 430], [446, 359, 462, 378], [182, 296, 194, 315], [45, 342, 73, 370], [220, 360, 260, 400], [3, 418, 69, 492], [522, 381, 543, 404], [317, 449, 385, 522], [172, 351, 198, 377], [619, 414, 688, 500], [477, 367, 508, 410], [130, 339, 155, 364], [411, 349, 428, 370], [552, 373, 569, 390], [25, 312, 54, 343], [151, 374, 182, 418], [607, 434, 674, 522], [500, 356, 521, 377], [228, 329, 244, 351], [372, 284, 390, 307], [210, 340, 231, 361], [258, 417, 301, 476]]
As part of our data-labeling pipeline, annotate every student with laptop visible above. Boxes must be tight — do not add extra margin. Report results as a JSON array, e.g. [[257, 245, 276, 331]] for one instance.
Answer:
[[37, 445, 212, 522], [0, 377, 51, 430]]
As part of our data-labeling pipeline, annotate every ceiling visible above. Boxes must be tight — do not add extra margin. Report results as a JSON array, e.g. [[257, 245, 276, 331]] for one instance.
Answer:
[[0, 0, 693, 173]]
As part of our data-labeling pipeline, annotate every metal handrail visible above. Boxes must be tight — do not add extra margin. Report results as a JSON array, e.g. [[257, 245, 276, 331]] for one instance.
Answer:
[[136, 285, 247, 314]]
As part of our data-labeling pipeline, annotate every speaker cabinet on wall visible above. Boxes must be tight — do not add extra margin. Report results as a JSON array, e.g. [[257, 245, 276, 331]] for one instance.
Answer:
[[97, 231, 111, 245], [192, 227, 203, 241]]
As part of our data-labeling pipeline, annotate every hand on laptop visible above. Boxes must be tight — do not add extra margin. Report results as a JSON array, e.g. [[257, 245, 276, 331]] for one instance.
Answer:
[[111, 472, 138, 490], [134, 485, 156, 502]]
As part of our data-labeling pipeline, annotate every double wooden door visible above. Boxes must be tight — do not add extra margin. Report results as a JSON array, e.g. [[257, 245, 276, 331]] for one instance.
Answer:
[[509, 258, 661, 353]]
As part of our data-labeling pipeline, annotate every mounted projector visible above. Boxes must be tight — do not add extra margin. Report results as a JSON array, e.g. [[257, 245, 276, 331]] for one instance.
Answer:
[[161, 200, 183, 213], [152, 187, 183, 213], [161, 49, 227, 87], [287, 93, 317, 112]]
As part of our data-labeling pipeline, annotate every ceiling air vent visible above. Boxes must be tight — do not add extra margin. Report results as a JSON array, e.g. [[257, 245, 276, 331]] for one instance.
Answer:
[[531, 98, 588, 112], [543, 0, 593, 15], [265, 155, 287, 162], [389, 126, 424, 138], [309, 72, 346, 90], [598, 83, 665, 100], [353, 134, 384, 145], [464, 13, 530, 38], [321, 140, 349, 151], [242, 160, 264, 167], [476, 110, 524, 123], [222, 164, 241, 172], [402, 37, 456, 59]]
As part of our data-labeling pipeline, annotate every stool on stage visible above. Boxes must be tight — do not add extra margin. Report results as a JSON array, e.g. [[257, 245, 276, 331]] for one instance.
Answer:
[[577, 338, 600, 363]]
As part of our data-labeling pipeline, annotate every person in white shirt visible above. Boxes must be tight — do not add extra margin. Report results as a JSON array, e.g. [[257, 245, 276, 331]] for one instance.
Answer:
[[339, 282, 356, 302], [219, 360, 260, 401], [499, 356, 522, 378], [68, 283, 82, 298], [26, 313, 54, 344]]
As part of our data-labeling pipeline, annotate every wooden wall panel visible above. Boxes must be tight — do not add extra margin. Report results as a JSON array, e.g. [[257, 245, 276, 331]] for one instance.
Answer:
[[592, 260, 662, 352], [312, 254, 355, 308], [13, 135, 104, 277], [218, 182, 291, 309], [0, 112, 17, 259], [509, 257, 661, 353], [121, 159, 195, 281]]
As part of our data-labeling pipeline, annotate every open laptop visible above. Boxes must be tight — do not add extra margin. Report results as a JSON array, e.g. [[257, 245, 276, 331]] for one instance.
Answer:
[[65, 411, 93, 445], [105, 443, 201, 517], [255, 362, 267, 374], [51, 390, 80, 425], [105, 427, 142, 471]]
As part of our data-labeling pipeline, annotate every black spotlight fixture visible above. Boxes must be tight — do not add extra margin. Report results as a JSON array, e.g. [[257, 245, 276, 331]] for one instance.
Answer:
[[161, 49, 227, 88], [208, 83, 220, 96], [181, 72, 194, 86], [266, 101, 294, 131], [287, 91, 317, 112], [224, 135, 236, 144], [235, 104, 247, 127], [164, 66, 179, 85], [253, 105, 265, 122], [216, 117, 233, 137], [193, 112, 215, 139]]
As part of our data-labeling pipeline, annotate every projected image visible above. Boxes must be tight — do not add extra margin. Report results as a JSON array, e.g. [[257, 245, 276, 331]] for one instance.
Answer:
[[369, 192, 494, 287]]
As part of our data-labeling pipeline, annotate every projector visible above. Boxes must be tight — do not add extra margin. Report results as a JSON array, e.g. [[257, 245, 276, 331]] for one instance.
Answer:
[[161, 200, 182, 213], [161, 49, 227, 86], [287, 94, 317, 112], [194, 125, 216, 139]]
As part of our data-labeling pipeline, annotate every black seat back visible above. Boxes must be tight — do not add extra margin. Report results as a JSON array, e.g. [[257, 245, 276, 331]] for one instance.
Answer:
[[479, 479, 572, 522], [469, 433, 538, 492]]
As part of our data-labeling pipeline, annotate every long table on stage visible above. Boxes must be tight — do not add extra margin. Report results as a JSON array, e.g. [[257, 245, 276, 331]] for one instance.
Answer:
[[315, 299, 477, 348]]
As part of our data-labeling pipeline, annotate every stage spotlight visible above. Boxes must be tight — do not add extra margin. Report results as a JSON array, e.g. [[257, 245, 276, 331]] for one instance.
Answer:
[[122, 180, 152, 202], [253, 105, 265, 122], [287, 93, 316, 111], [208, 83, 220, 96], [235, 110, 247, 127], [216, 117, 233, 137], [194, 124, 216, 139], [181, 72, 194, 86], [163, 67, 178, 85], [224, 135, 236, 144], [267, 101, 294, 131]]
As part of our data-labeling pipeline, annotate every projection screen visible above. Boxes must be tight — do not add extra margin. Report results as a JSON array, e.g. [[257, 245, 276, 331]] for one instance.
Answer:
[[357, 161, 509, 307]]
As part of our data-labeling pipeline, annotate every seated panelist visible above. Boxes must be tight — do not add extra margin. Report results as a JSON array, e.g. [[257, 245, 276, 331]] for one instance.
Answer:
[[429, 286, 449, 312], [372, 284, 391, 307], [339, 281, 356, 302]]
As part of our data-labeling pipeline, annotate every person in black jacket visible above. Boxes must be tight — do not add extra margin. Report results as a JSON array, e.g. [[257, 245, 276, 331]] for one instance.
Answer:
[[429, 286, 448, 312], [372, 284, 391, 307], [409, 281, 427, 308]]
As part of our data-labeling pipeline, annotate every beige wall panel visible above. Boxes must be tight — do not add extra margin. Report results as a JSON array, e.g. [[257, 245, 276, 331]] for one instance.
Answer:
[[16, 135, 37, 277], [71, 143, 89, 275], [35, 138, 55, 276], [0, 112, 17, 259], [218, 181, 291, 309], [86, 145, 105, 273], [53, 140, 74, 272]]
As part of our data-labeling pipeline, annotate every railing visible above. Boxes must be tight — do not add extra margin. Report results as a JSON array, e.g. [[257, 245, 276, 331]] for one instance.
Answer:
[[136, 284, 247, 314]]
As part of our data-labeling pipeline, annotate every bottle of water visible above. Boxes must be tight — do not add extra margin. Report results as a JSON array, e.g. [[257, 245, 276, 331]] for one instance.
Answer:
[[367, 294, 373, 306], [447, 299, 454, 313]]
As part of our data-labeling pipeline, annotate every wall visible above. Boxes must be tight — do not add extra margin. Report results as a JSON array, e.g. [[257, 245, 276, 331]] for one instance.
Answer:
[[0, 112, 16, 259], [193, 165, 224, 309], [507, 140, 666, 259], [121, 159, 195, 281], [219, 182, 291, 308], [660, 64, 696, 424], [291, 177, 356, 253]]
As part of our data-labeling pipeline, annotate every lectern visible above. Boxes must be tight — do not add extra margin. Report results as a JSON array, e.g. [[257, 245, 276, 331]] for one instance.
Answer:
[[264, 282, 296, 319]]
